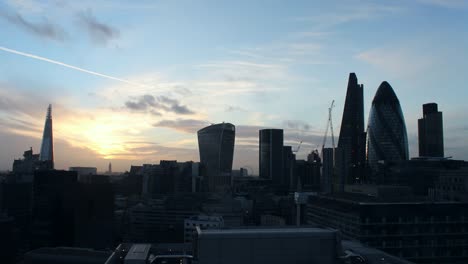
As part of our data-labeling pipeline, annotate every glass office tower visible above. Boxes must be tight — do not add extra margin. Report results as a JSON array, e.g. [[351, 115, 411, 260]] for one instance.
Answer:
[[198, 123, 235, 192], [367, 81, 409, 175]]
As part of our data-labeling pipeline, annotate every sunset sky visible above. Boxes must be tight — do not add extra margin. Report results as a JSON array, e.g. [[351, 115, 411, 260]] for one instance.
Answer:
[[1, 0, 467, 173]]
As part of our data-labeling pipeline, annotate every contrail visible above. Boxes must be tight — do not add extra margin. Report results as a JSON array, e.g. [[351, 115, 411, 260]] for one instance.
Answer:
[[0, 46, 151, 88]]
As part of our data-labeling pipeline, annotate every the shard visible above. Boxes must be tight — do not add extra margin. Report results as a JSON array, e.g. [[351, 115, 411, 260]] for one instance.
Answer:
[[40, 104, 54, 169], [367, 82, 408, 176], [336, 73, 366, 186]]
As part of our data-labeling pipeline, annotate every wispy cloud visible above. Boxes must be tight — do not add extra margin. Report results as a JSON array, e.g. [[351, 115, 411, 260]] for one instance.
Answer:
[[77, 9, 120, 45], [0, 10, 67, 41], [125, 94, 195, 115], [294, 3, 404, 29], [282, 120, 312, 131], [355, 46, 434, 78], [153, 119, 210, 134], [416, 0, 468, 8]]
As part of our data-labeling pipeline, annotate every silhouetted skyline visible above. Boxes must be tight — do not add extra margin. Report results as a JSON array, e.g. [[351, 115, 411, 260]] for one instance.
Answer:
[[0, 1, 467, 172]]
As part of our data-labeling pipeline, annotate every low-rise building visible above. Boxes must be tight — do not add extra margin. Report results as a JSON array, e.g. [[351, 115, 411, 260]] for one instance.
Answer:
[[183, 215, 224, 243]]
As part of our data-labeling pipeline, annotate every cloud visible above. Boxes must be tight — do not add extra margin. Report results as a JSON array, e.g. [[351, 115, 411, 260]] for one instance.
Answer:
[[0, 10, 67, 41], [77, 9, 119, 45], [125, 94, 195, 115], [236, 125, 267, 139], [153, 119, 209, 134], [416, 0, 468, 8], [294, 3, 403, 29], [355, 47, 434, 78], [282, 120, 311, 131], [225, 105, 247, 112]]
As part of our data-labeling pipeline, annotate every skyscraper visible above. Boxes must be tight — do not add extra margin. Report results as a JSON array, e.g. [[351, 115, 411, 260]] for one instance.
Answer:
[[197, 123, 235, 192], [337, 73, 366, 185], [39, 104, 54, 169], [367, 81, 409, 176], [418, 103, 444, 157], [259, 129, 283, 185]]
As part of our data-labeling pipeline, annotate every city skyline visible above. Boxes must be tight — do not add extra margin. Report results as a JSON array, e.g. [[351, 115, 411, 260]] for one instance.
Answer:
[[1, 1, 468, 172]]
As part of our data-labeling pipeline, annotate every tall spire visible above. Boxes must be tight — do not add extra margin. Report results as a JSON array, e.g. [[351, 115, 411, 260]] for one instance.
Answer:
[[40, 104, 54, 168]]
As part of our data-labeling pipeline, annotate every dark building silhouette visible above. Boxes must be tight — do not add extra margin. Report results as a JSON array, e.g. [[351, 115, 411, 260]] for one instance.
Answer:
[[12, 148, 50, 182], [141, 160, 202, 196], [39, 104, 54, 169], [113, 166, 143, 197], [321, 148, 334, 194], [74, 175, 114, 249], [259, 129, 284, 186], [295, 160, 321, 191], [0, 181, 33, 255], [31, 170, 78, 249], [31, 171, 115, 250], [418, 103, 444, 157], [307, 193, 468, 264], [282, 146, 295, 191], [0, 215, 20, 264], [337, 73, 366, 186], [198, 123, 235, 192], [367, 81, 409, 179]]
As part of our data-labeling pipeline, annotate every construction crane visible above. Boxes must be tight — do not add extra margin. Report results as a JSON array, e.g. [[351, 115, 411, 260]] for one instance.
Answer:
[[292, 141, 303, 153], [321, 100, 336, 152]]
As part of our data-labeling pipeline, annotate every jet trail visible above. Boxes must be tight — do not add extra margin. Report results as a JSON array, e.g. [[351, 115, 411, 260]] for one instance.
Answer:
[[0, 46, 151, 88]]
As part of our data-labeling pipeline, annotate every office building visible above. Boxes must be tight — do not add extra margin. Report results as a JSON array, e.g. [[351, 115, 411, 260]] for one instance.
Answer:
[[141, 161, 202, 197], [307, 193, 468, 263], [418, 103, 444, 157], [0, 214, 20, 263], [395, 158, 468, 200], [321, 148, 334, 194], [12, 148, 50, 182], [39, 104, 54, 169], [73, 176, 114, 249], [295, 160, 320, 191], [183, 215, 224, 243], [337, 73, 366, 185], [367, 81, 409, 178], [0, 181, 33, 254], [259, 129, 284, 186], [31, 170, 78, 249], [198, 123, 235, 192], [22, 247, 111, 264], [69, 167, 97, 177], [282, 146, 295, 191], [126, 202, 201, 243]]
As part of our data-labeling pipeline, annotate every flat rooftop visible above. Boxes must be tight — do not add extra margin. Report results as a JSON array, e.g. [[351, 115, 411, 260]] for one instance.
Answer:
[[197, 227, 337, 238]]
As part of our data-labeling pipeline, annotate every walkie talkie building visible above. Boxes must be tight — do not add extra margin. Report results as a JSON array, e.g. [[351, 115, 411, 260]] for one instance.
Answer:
[[197, 123, 235, 192]]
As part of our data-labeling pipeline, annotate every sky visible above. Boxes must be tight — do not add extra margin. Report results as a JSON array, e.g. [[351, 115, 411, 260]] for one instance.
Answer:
[[0, 0, 467, 173]]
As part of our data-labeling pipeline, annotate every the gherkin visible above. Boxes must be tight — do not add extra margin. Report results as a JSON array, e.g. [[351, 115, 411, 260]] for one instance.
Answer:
[[367, 82, 408, 174]]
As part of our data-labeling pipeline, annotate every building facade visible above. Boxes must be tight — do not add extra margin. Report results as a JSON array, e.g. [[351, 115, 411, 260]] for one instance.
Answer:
[[259, 129, 284, 186], [198, 123, 235, 192], [307, 194, 468, 264], [337, 73, 366, 185], [321, 147, 334, 194], [418, 103, 444, 157], [183, 215, 224, 243], [367, 81, 409, 179]]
